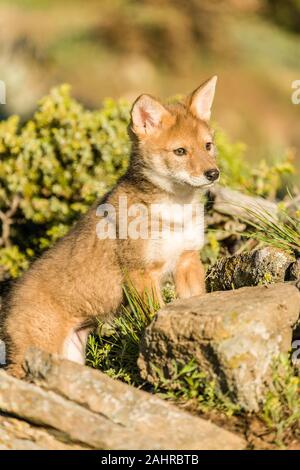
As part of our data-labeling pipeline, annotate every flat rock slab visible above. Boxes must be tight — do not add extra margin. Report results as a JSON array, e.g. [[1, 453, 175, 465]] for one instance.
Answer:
[[0, 416, 85, 450], [138, 283, 300, 411], [0, 349, 245, 450]]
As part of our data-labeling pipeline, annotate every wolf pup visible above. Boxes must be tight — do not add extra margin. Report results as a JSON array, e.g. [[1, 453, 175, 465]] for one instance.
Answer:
[[1, 76, 220, 377]]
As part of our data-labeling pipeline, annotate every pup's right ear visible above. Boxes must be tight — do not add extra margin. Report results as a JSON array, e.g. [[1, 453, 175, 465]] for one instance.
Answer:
[[187, 76, 217, 122], [131, 94, 170, 136]]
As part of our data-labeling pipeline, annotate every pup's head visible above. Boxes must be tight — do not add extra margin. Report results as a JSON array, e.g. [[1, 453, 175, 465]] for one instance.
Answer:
[[129, 76, 219, 192]]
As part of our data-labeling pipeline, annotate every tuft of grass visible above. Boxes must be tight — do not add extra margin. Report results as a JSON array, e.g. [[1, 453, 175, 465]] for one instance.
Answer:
[[261, 354, 300, 446], [86, 282, 159, 384], [151, 359, 241, 416], [241, 205, 300, 255], [210, 200, 300, 257]]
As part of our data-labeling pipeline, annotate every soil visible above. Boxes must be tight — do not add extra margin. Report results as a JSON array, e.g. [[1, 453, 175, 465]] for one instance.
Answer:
[[176, 399, 300, 450]]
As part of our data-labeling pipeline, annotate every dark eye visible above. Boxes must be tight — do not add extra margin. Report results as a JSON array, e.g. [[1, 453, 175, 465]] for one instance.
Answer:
[[205, 142, 213, 151], [173, 147, 187, 156]]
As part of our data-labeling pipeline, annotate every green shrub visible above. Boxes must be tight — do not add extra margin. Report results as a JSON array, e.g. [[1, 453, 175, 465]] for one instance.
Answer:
[[261, 354, 300, 445], [0, 85, 130, 278], [0, 85, 294, 279]]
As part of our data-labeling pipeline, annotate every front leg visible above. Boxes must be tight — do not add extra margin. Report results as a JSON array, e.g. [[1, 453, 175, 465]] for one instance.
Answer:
[[174, 250, 206, 299], [127, 265, 164, 307]]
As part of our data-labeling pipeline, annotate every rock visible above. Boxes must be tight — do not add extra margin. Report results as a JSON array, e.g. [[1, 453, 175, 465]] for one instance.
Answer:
[[23, 349, 245, 450], [209, 186, 278, 221], [207, 247, 294, 292], [138, 283, 300, 411], [287, 258, 300, 283], [0, 369, 138, 450], [0, 416, 85, 450]]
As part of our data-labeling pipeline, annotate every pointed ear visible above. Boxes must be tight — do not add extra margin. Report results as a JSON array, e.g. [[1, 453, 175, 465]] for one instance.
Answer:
[[131, 94, 170, 136], [188, 76, 217, 122]]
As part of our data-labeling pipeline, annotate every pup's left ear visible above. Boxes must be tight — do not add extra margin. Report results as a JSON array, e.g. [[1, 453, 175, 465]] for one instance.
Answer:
[[130, 94, 170, 136], [187, 76, 217, 122]]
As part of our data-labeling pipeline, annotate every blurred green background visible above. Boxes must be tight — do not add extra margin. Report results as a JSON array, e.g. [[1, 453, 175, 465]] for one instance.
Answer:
[[0, 0, 299, 168]]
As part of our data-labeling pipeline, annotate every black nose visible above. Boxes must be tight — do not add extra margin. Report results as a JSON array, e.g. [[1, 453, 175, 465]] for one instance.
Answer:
[[204, 169, 220, 182]]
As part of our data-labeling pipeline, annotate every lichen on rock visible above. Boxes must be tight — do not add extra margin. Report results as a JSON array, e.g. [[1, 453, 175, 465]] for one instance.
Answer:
[[207, 246, 294, 292]]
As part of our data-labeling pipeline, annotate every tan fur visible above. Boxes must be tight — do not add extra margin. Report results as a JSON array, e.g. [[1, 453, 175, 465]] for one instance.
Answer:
[[174, 251, 206, 299], [0, 77, 219, 377]]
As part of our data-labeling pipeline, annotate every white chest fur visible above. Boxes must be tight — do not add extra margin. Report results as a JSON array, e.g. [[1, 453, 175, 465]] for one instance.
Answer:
[[146, 201, 204, 273]]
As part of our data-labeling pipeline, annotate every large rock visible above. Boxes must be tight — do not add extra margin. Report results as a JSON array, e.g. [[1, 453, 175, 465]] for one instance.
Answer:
[[138, 283, 300, 411], [0, 370, 141, 450], [0, 416, 84, 450], [207, 247, 294, 292], [0, 350, 245, 450]]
